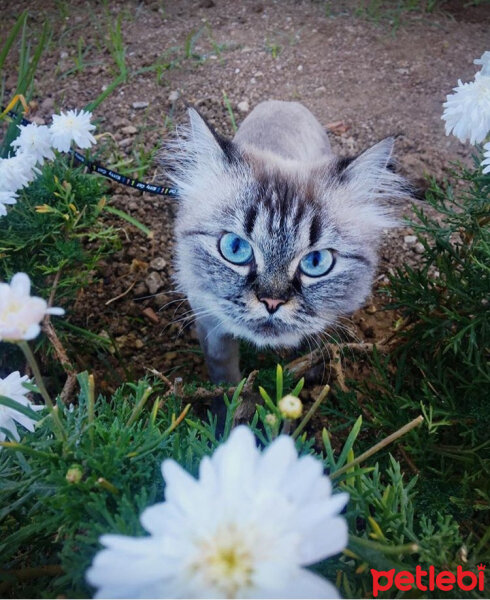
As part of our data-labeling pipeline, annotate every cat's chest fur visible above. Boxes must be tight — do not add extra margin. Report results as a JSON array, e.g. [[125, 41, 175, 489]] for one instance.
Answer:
[[166, 100, 408, 384]]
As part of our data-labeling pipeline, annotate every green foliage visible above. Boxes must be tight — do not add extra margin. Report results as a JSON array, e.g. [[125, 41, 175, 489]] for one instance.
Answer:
[[324, 0, 446, 30], [0, 158, 119, 301], [0, 12, 50, 156], [368, 159, 489, 511], [317, 157, 490, 593], [1, 370, 486, 598]]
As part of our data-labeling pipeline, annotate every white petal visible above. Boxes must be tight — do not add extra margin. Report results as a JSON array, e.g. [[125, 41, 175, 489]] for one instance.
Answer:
[[46, 306, 65, 315], [298, 516, 349, 565], [161, 459, 201, 514], [273, 568, 341, 599], [10, 272, 31, 296], [256, 434, 297, 492]]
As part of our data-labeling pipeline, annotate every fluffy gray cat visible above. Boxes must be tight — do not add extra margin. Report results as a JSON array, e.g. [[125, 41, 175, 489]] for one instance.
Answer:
[[165, 101, 408, 384]]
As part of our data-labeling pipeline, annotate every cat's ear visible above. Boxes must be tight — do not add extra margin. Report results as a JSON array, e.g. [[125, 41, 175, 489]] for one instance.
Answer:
[[344, 138, 410, 205], [330, 138, 410, 231], [187, 107, 238, 165], [159, 107, 241, 198], [342, 138, 396, 197]]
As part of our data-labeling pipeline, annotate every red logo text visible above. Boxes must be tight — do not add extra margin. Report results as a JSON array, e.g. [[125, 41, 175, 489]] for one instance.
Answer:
[[371, 564, 485, 597]]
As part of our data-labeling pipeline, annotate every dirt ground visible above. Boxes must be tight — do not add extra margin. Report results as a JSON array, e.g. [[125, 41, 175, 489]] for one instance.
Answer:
[[2, 0, 490, 392]]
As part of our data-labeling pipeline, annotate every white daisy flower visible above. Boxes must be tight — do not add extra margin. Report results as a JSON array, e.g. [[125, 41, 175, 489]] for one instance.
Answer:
[[474, 51, 490, 76], [0, 153, 38, 192], [0, 272, 65, 342], [86, 426, 348, 599], [0, 371, 42, 444], [50, 109, 96, 153], [0, 190, 18, 217], [442, 71, 490, 145], [11, 123, 55, 166], [482, 142, 490, 174]]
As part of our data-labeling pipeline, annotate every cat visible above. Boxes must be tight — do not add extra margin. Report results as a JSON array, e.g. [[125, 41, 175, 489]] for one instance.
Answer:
[[164, 100, 409, 384]]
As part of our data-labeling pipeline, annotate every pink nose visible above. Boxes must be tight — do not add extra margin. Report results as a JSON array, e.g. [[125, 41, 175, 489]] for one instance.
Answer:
[[259, 297, 286, 314]]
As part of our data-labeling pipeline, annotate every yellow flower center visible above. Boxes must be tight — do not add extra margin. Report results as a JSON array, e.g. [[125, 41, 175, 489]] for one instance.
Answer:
[[191, 525, 255, 597]]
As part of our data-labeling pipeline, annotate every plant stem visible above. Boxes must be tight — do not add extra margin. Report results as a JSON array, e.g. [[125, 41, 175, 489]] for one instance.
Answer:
[[349, 534, 418, 555], [18, 341, 66, 441], [126, 386, 153, 427], [293, 384, 330, 439], [19, 341, 52, 408], [88, 373, 95, 449], [333, 415, 424, 478]]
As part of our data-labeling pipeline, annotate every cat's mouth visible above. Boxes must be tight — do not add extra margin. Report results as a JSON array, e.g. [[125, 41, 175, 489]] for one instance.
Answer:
[[252, 316, 291, 336]]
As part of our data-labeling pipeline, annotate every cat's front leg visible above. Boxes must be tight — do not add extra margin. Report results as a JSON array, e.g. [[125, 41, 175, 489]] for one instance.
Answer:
[[195, 314, 241, 384]]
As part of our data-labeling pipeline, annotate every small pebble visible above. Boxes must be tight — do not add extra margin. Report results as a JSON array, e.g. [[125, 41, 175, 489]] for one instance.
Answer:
[[121, 125, 137, 135], [145, 271, 164, 295], [414, 242, 425, 254], [132, 101, 149, 109], [150, 257, 167, 271], [404, 235, 417, 245], [142, 307, 159, 324], [168, 90, 180, 102], [237, 101, 249, 113]]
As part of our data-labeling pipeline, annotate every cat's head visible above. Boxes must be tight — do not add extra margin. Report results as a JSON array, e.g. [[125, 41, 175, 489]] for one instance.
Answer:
[[166, 108, 409, 348]]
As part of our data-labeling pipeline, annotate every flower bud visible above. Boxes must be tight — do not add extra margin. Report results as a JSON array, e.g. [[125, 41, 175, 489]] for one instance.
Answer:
[[66, 464, 83, 484], [265, 413, 277, 426], [278, 395, 303, 419]]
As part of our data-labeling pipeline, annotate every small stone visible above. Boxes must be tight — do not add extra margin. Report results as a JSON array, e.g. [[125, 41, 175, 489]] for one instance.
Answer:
[[414, 242, 425, 254], [133, 282, 148, 296], [119, 137, 133, 148], [365, 304, 377, 314], [404, 235, 417, 245], [113, 117, 130, 127], [30, 116, 46, 125], [40, 97, 55, 112], [142, 307, 159, 324], [297, 65, 303, 72], [134, 339, 144, 349], [115, 334, 128, 347], [121, 125, 137, 135], [237, 100, 249, 113], [150, 257, 167, 271], [145, 271, 164, 295], [168, 90, 180, 102], [60, 51, 68, 59], [132, 101, 149, 109]]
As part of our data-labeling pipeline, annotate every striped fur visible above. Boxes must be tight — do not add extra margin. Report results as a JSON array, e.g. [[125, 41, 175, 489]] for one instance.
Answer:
[[162, 101, 410, 382]]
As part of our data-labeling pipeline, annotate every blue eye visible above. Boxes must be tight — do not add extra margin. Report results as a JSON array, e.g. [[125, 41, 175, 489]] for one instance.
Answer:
[[300, 249, 334, 277], [219, 233, 253, 265]]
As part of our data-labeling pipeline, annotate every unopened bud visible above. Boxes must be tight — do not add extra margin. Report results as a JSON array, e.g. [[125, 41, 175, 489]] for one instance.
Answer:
[[65, 464, 83, 484], [265, 413, 277, 426], [278, 395, 303, 419]]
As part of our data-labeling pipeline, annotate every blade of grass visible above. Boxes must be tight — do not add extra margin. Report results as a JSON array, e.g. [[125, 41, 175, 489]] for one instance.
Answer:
[[104, 205, 152, 238]]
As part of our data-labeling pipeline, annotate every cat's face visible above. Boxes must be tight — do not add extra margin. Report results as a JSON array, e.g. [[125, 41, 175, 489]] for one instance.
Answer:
[[169, 109, 407, 348]]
